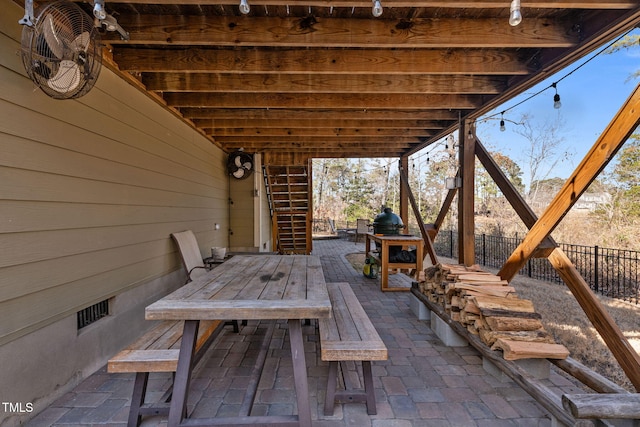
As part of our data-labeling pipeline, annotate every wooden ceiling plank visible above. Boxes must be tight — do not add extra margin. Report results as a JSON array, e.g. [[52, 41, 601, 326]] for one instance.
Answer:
[[180, 108, 459, 121], [91, 1, 639, 8], [206, 128, 434, 136], [214, 136, 422, 143], [114, 48, 532, 75], [143, 73, 506, 94], [193, 119, 450, 129], [108, 16, 578, 48], [164, 92, 482, 109]]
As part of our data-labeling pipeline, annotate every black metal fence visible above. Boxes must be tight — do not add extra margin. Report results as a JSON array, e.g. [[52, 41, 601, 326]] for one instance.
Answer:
[[433, 230, 640, 305]]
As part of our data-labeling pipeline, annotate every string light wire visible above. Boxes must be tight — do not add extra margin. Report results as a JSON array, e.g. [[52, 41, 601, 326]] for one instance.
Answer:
[[481, 28, 633, 123]]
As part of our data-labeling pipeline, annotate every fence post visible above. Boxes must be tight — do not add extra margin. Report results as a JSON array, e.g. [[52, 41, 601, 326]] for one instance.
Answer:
[[449, 229, 454, 258], [482, 234, 486, 266], [594, 245, 599, 293]]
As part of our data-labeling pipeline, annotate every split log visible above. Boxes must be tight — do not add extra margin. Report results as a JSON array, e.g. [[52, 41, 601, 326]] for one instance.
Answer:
[[484, 316, 544, 332], [453, 284, 516, 297], [478, 329, 555, 346], [472, 295, 536, 313], [492, 339, 569, 360]]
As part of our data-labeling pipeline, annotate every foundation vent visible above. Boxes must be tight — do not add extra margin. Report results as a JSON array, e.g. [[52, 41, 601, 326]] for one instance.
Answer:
[[77, 299, 109, 330]]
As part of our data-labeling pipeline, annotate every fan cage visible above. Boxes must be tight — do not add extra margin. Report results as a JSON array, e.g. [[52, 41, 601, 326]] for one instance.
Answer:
[[227, 152, 254, 180], [21, 1, 102, 100]]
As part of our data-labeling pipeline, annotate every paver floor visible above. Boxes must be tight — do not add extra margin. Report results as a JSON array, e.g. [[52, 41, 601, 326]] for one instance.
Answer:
[[25, 237, 582, 427]]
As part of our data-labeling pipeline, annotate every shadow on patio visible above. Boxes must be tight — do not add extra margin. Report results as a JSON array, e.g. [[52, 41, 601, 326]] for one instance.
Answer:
[[25, 237, 583, 427]]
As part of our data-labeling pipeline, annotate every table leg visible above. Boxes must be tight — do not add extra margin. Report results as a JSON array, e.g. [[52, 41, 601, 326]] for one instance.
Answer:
[[381, 241, 389, 291], [168, 320, 199, 427], [288, 319, 311, 427]]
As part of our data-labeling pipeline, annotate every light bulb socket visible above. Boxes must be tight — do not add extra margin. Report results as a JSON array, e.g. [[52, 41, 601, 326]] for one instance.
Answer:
[[93, 1, 107, 20], [553, 93, 562, 109], [239, 0, 250, 14], [509, 0, 522, 26], [372, 0, 383, 17]]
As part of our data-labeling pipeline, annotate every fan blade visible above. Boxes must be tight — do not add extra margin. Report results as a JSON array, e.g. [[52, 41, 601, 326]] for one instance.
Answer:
[[242, 162, 252, 170], [71, 32, 91, 52], [42, 14, 64, 59], [234, 155, 243, 167], [232, 168, 245, 179], [47, 60, 81, 93]]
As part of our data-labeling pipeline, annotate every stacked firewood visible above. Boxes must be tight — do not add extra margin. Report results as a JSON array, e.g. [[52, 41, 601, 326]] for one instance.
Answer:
[[417, 263, 569, 361]]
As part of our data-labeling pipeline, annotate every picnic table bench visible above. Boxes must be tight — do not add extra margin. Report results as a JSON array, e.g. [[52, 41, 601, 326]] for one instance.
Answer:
[[107, 319, 225, 427], [319, 282, 388, 415]]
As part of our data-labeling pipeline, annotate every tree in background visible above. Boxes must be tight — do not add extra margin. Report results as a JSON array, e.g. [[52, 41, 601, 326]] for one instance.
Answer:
[[607, 33, 640, 81], [312, 158, 400, 225], [511, 112, 573, 209], [591, 134, 640, 248], [475, 151, 526, 236]]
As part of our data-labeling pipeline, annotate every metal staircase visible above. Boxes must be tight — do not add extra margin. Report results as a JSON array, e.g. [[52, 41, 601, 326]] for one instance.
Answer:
[[263, 165, 312, 254]]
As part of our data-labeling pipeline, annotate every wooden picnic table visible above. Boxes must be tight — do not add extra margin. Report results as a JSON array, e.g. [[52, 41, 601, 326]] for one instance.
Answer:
[[365, 233, 424, 292], [145, 254, 331, 427]]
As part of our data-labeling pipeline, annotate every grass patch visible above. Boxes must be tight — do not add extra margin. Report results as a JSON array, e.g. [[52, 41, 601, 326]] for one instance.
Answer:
[[344, 252, 640, 391]]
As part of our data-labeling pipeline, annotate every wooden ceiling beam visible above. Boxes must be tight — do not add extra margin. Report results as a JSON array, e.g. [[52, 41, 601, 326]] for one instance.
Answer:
[[114, 47, 533, 75], [192, 118, 450, 129], [165, 92, 483, 109], [107, 16, 578, 48], [205, 127, 434, 137], [143, 73, 506, 94], [179, 108, 459, 121], [214, 136, 421, 143], [93, 1, 639, 8]]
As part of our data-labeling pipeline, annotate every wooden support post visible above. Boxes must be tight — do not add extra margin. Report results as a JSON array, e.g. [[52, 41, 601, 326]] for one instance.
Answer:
[[398, 161, 438, 265], [434, 169, 458, 233], [548, 248, 640, 391], [458, 120, 475, 266], [399, 156, 409, 229]]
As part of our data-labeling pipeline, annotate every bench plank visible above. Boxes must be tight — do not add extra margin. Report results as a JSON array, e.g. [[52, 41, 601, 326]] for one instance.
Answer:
[[108, 320, 222, 373], [108, 318, 225, 427], [108, 349, 180, 373], [320, 283, 387, 361], [319, 282, 387, 416]]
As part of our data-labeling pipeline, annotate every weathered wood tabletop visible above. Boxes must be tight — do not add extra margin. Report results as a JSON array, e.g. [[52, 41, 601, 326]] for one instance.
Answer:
[[145, 254, 331, 427], [146, 254, 331, 321]]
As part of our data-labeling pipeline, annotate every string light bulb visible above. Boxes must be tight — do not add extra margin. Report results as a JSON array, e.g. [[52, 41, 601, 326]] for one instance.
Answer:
[[552, 83, 562, 109], [508, 0, 522, 26], [239, 0, 250, 14], [499, 112, 506, 132], [372, 0, 383, 17]]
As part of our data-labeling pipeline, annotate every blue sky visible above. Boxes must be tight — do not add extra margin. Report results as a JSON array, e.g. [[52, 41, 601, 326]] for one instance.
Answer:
[[475, 28, 640, 183]]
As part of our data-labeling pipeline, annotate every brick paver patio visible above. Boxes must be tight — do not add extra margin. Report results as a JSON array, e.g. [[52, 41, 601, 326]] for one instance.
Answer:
[[25, 237, 582, 427]]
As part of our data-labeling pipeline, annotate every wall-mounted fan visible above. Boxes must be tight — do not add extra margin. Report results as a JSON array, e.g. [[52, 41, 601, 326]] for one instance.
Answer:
[[227, 150, 254, 179], [19, 0, 102, 99]]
